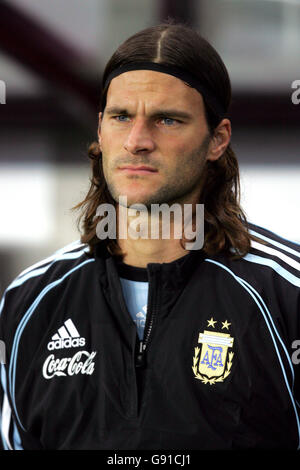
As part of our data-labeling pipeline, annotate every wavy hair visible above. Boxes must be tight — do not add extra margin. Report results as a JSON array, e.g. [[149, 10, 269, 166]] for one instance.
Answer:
[[74, 22, 258, 259]]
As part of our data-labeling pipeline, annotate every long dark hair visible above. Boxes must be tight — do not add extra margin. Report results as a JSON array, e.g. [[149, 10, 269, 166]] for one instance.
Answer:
[[74, 22, 257, 259]]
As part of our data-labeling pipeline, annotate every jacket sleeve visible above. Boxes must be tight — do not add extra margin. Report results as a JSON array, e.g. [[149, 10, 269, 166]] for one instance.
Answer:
[[0, 366, 24, 450], [0, 293, 24, 450]]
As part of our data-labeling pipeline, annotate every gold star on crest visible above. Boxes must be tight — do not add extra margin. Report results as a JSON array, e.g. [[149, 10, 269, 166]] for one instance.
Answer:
[[207, 317, 217, 328], [221, 320, 231, 330]]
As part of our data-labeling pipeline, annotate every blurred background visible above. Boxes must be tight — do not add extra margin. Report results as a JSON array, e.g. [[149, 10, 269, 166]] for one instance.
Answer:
[[0, 0, 299, 295]]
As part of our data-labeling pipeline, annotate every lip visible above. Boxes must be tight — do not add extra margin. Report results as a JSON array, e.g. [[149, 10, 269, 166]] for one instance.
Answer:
[[118, 166, 158, 174]]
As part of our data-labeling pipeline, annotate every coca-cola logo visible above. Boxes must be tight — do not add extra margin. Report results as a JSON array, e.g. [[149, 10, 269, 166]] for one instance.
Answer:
[[42, 350, 97, 379]]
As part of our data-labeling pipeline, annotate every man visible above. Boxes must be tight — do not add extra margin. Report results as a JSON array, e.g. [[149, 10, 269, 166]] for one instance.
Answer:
[[0, 22, 299, 450]]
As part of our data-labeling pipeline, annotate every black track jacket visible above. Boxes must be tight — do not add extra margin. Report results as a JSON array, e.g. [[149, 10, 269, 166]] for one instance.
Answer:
[[0, 222, 299, 450]]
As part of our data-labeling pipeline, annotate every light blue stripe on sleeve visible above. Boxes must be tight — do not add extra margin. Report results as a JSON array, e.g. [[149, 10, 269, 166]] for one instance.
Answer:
[[250, 229, 300, 259], [243, 253, 300, 287], [0, 249, 87, 318], [12, 422, 23, 450]]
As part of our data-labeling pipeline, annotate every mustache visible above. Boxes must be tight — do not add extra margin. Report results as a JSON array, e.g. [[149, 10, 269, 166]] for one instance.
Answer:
[[111, 156, 160, 169]]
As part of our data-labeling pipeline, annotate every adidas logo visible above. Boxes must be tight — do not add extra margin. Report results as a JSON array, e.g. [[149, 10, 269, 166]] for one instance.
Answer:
[[47, 319, 86, 350]]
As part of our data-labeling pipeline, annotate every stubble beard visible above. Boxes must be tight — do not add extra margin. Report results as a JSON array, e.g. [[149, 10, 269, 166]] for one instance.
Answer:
[[103, 135, 210, 209]]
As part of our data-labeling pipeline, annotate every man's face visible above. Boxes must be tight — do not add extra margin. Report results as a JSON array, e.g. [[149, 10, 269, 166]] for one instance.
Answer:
[[99, 70, 213, 207]]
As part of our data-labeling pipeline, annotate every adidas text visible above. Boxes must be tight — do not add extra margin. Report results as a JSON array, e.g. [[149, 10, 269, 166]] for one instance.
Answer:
[[47, 337, 85, 350]]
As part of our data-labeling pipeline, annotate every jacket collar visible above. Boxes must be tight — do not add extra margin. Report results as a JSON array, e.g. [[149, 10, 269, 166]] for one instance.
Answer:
[[94, 241, 205, 291]]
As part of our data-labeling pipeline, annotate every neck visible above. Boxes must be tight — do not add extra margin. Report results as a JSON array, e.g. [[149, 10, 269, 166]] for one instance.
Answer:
[[116, 203, 195, 268], [118, 238, 189, 268]]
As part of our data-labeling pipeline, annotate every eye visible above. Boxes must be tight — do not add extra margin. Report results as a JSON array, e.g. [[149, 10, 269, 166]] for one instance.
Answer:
[[160, 117, 179, 126], [114, 115, 130, 122]]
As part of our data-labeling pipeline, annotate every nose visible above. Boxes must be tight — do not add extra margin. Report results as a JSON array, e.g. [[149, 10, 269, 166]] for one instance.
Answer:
[[124, 118, 155, 154]]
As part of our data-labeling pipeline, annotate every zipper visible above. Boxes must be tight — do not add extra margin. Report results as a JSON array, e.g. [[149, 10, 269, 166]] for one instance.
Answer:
[[135, 341, 145, 368], [135, 267, 159, 368]]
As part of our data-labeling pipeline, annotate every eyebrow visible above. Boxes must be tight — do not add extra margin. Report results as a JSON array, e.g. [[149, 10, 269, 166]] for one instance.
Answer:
[[104, 106, 193, 120]]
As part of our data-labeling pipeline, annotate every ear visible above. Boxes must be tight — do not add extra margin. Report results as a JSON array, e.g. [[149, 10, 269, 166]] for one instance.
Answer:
[[206, 118, 231, 162], [98, 112, 102, 150]]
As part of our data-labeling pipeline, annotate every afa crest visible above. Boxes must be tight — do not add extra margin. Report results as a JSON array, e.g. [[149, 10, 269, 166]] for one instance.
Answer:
[[192, 318, 234, 385]]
